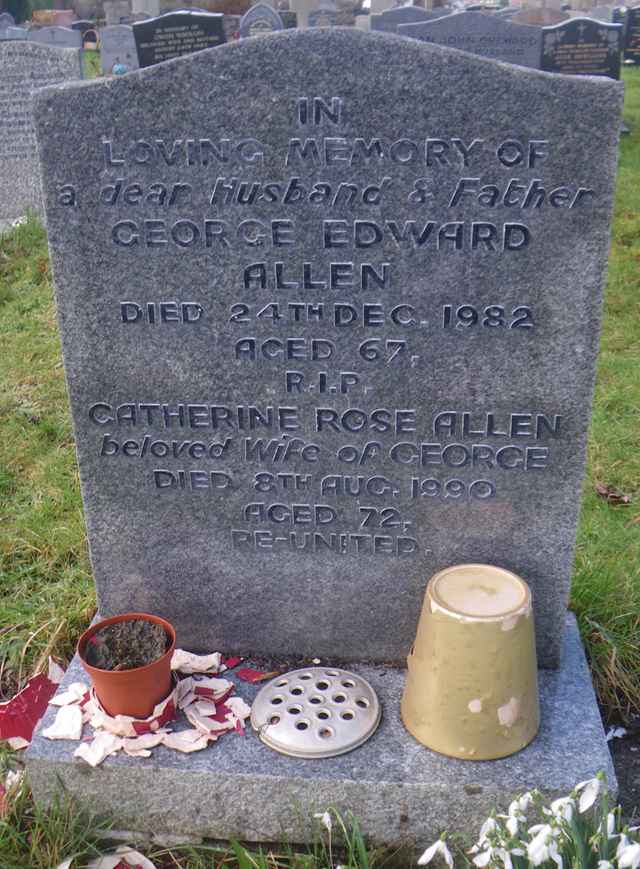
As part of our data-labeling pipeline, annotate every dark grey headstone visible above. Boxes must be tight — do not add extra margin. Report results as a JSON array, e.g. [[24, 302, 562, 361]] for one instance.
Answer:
[[0, 41, 81, 221], [132, 10, 225, 66], [34, 30, 622, 667], [624, 5, 640, 62], [239, 3, 284, 37], [400, 10, 542, 67], [30, 26, 83, 48], [541, 17, 622, 79], [371, 5, 449, 33], [100, 23, 140, 73], [0, 11, 16, 28]]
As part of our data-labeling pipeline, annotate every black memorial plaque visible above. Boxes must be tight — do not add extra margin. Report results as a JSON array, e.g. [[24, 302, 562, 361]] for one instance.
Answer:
[[541, 17, 621, 78], [133, 10, 225, 67], [624, 6, 640, 63]]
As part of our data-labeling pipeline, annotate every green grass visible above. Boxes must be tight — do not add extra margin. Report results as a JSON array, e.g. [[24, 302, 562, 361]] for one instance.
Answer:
[[571, 67, 640, 722]]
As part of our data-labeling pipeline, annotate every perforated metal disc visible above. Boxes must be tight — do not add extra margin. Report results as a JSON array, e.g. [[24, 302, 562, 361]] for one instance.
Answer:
[[251, 667, 381, 759]]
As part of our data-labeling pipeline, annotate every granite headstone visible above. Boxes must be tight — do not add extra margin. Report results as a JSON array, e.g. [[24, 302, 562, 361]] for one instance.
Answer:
[[308, 2, 337, 26], [371, 4, 449, 32], [0, 11, 16, 27], [590, 5, 615, 21], [239, 3, 283, 36], [30, 26, 83, 47], [0, 41, 81, 222], [399, 10, 542, 67], [133, 10, 225, 66], [33, 30, 622, 668], [624, 5, 640, 62], [0, 25, 28, 39], [541, 17, 622, 77], [100, 23, 139, 72]]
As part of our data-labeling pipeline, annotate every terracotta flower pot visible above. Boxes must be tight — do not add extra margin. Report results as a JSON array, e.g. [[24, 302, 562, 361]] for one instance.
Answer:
[[78, 612, 176, 719]]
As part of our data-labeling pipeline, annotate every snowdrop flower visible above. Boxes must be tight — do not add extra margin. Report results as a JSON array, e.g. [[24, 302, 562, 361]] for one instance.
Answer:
[[606, 812, 617, 838], [471, 846, 493, 867], [418, 838, 454, 868], [618, 835, 631, 860], [510, 793, 533, 814], [314, 811, 332, 833], [575, 777, 601, 813], [549, 796, 575, 823], [619, 843, 640, 869], [598, 862, 614, 869], [527, 825, 563, 868], [478, 817, 498, 844], [505, 815, 520, 837]]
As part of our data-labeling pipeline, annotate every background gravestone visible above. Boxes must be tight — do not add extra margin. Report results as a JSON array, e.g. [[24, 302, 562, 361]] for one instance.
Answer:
[[591, 5, 615, 21], [30, 26, 84, 48], [371, 5, 449, 33], [307, 3, 337, 26], [0, 41, 81, 223], [100, 23, 140, 72], [133, 10, 225, 66], [239, 3, 283, 36], [0, 26, 28, 39], [624, 5, 640, 62], [400, 10, 543, 67], [541, 17, 622, 78], [512, 7, 569, 25], [32, 30, 622, 668], [0, 11, 15, 27]]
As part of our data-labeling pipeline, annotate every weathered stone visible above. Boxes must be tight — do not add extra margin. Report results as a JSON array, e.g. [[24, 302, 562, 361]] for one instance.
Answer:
[[0, 11, 16, 27], [371, 5, 449, 33], [104, 0, 133, 25], [308, 2, 337, 27], [100, 24, 139, 73], [132, 10, 225, 65], [30, 26, 83, 48], [590, 5, 615, 22], [0, 26, 29, 39], [0, 41, 81, 222], [26, 615, 616, 845], [541, 17, 622, 78], [399, 10, 542, 67], [239, 3, 283, 37], [33, 30, 622, 667]]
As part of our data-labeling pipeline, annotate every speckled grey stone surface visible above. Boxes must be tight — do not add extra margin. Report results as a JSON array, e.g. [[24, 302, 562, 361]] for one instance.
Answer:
[[33, 30, 622, 667], [371, 5, 449, 33], [0, 42, 81, 221], [30, 26, 83, 48], [26, 616, 615, 845], [399, 11, 543, 69]]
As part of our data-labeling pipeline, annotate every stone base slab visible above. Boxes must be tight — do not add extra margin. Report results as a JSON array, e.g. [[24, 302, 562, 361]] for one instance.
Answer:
[[26, 614, 615, 847]]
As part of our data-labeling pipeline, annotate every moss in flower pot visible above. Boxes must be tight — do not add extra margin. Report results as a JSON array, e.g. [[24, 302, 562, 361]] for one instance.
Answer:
[[84, 618, 169, 671]]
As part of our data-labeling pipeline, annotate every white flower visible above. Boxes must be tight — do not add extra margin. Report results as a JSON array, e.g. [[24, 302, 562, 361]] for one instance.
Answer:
[[418, 839, 454, 868], [606, 812, 617, 838], [598, 862, 614, 869], [527, 825, 561, 867], [618, 835, 631, 860], [511, 793, 533, 814], [495, 848, 514, 869], [575, 777, 601, 813], [549, 796, 575, 823], [506, 815, 520, 837], [619, 843, 640, 869], [314, 811, 332, 833], [478, 817, 498, 844], [472, 847, 493, 867]]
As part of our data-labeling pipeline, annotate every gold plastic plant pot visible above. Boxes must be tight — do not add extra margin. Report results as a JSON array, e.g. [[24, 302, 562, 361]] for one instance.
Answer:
[[401, 564, 540, 760]]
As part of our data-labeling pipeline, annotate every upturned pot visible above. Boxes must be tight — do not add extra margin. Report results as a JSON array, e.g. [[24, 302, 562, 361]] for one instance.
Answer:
[[78, 612, 176, 719]]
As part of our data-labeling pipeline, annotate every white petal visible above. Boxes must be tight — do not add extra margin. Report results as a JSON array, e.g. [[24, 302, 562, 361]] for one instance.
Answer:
[[619, 843, 640, 869], [578, 778, 601, 813], [55, 860, 73, 869], [418, 841, 441, 865], [42, 705, 83, 741], [472, 848, 493, 867], [314, 811, 332, 833], [506, 816, 519, 837], [607, 812, 616, 837], [440, 842, 454, 869]]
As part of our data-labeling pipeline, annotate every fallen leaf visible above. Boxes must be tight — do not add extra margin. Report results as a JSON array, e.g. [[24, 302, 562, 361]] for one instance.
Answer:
[[595, 482, 632, 506], [48, 657, 66, 685], [50, 682, 89, 706], [235, 667, 279, 683], [161, 729, 210, 753], [0, 673, 58, 747]]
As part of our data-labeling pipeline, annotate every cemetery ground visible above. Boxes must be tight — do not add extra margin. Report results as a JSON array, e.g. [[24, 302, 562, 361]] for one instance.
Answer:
[[0, 65, 639, 867]]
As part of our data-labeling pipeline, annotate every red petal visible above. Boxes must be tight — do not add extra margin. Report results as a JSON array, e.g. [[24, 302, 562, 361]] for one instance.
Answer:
[[235, 668, 276, 684], [0, 674, 58, 744]]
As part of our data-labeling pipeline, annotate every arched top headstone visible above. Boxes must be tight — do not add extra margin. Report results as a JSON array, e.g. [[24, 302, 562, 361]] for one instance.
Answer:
[[32, 29, 622, 665], [30, 26, 83, 47], [239, 3, 284, 36]]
